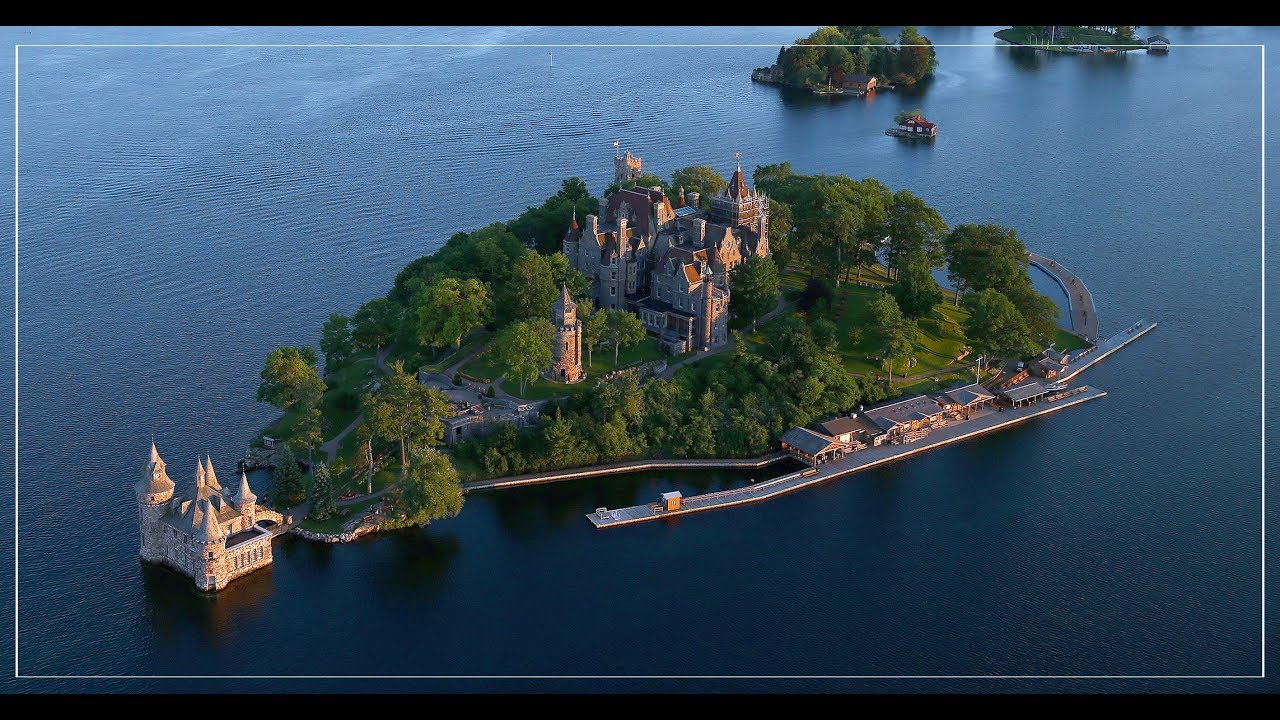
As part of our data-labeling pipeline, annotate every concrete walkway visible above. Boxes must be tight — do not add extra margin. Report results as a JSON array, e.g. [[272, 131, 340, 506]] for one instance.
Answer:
[[463, 451, 791, 492], [1028, 252, 1098, 342]]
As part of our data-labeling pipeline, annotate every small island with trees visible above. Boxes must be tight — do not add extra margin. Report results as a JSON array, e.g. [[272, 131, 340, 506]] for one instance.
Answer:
[[994, 26, 1148, 53], [752, 26, 937, 94], [243, 146, 1151, 544]]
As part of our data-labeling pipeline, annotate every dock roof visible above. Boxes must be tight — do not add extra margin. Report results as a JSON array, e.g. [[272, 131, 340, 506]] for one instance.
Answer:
[[816, 416, 862, 437], [864, 395, 943, 427], [937, 382, 996, 408], [1000, 379, 1050, 402], [780, 427, 843, 457]]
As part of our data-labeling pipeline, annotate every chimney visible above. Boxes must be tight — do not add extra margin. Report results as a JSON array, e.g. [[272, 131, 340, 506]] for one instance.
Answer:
[[586, 214, 599, 237], [687, 191, 700, 208]]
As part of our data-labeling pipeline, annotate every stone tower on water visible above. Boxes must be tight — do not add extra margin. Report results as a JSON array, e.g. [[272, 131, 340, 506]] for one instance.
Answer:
[[547, 284, 584, 383]]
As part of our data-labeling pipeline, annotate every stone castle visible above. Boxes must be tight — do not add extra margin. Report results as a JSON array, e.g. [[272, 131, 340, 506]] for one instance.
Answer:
[[556, 147, 771, 371], [547, 283, 584, 383], [137, 442, 284, 591]]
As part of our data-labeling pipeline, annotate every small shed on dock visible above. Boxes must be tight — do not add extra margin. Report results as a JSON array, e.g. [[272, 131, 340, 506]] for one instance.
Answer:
[[1147, 35, 1170, 53], [933, 382, 996, 413], [835, 71, 877, 92], [661, 491, 682, 511]]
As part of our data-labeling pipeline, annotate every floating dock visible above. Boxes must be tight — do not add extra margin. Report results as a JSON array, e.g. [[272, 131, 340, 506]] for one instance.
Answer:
[[588, 386, 1109, 529]]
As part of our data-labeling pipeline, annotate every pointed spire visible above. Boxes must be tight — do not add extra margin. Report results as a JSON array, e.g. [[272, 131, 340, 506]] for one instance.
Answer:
[[138, 440, 175, 500], [203, 454, 222, 492], [150, 440, 161, 464], [195, 498, 224, 543], [195, 458, 206, 486], [678, 186, 686, 208], [235, 470, 257, 507], [727, 154, 750, 200], [570, 207, 578, 231]]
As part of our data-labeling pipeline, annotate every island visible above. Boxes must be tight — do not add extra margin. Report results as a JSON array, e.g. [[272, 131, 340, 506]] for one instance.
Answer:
[[752, 26, 937, 95], [137, 145, 1157, 590], [994, 25, 1152, 53]]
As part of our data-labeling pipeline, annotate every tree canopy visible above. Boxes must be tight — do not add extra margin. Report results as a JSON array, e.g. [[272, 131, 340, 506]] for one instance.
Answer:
[[351, 297, 401, 353], [320, 313, 353, 374], [730, 254, 781, 328], [493, 318, 555, 395], [412, 277, 492, 350], [500, 251, 557, 322], [603, 309, 646, 364], [963, 288, 1037, 359], [889, 250, 944, 319], [670, 166, 728, 208], [772, 26, 937, 89], [390, 448, 464, 529], [360, 359, 452, 469]]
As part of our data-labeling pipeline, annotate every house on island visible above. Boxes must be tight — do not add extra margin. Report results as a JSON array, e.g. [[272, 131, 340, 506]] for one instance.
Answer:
[[779, 426, 848, 466], [1147, 35, 1170, 53], [833, 70, 877, 93], [898, 114, 937, 137], [931, 382, 996, 417], [998, 379, 1052, 408]]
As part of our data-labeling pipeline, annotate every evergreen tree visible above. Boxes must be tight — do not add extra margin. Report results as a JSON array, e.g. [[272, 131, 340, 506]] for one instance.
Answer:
[[310, 461, 337, 520], [270, 443, 305, 508]]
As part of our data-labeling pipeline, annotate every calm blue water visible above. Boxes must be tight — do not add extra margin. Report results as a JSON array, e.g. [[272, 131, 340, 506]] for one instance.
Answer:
[[2, 25, 1276, 692]]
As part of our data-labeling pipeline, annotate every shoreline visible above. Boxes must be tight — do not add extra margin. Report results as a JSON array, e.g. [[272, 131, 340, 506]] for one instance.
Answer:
[[993, 29, 1147, 54]]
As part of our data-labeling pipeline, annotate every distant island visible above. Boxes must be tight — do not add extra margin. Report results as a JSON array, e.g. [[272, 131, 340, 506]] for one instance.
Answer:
[[752, 26, 937, 94], [995, 26, 1154, 53]]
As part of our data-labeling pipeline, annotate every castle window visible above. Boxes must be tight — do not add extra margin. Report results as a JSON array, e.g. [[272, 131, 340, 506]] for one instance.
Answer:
[[565, 341, 569, 351], [610, 287, 616, 296], [611, 270, 616, 280]]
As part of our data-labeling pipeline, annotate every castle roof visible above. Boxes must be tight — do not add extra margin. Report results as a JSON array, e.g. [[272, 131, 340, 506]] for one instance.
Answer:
[[726, 161, 751, 200], [203, 455, 224, 493], [137, 441, 175, 499], [552, 283, 576, 314], [194, 498, 225, 543], [234, 470, 257, 506]]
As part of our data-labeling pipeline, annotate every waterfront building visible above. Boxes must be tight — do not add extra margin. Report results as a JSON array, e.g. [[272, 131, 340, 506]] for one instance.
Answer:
[[898, 114, 938, 137], [998, 379, 1052, 407], [863, 395, 946, 440], [137, 442, 284, 591], [780, 427, 849, 466], [563, 146, 772, 354], [547, 283, 584, 383], [835, 71, 877, 92], [1147, 35, 1170, 53], [931, 382, 996, 415]]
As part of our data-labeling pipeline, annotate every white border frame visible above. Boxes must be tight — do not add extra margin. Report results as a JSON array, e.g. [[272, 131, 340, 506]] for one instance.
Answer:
[[10, 38, 1267, 682]]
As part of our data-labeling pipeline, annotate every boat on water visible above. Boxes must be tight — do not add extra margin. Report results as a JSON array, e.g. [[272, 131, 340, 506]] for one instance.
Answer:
[[1045, 381, 1069, 392]]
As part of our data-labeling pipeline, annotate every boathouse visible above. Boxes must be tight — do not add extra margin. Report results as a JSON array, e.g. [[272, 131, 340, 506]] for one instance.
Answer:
[[1031, 348, 1072, 379], [932, 383, 996, 415], [899, 115, 937, 137], [815, 415, 865, 444], [863, 395, 945, 439], [780, 427, 847, 466], [999, 379, 1052, 407], [1147, 35, 1170, 53], [661, 491, 682, 511], [837, 72, 877, 92]]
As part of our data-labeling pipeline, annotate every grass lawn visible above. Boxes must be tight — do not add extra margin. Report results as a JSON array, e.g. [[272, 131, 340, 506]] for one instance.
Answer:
[[897, 370, 984, 398], [257, 351, 380, 447], [777, 268, 972, 377], [451, 452, 484, 482], [1051, 328, 1090, 352], [414, 330, 490, 375]]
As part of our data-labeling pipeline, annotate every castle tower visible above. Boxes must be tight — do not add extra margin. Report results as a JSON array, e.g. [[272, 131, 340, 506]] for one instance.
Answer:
[[193, 497, 226, 592], [233, 470, 257, 521], [562, 208, 581, 264], [137, 441, 175, 564], [547, 284, 584, 383], [613, 144, 643, 185], [203, 454, 224, 494], [709, 155, 766, 237], [700, 264, 714, 351]]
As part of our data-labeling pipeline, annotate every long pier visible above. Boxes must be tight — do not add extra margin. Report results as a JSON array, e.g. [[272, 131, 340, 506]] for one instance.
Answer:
[[1028, 252, 1098, 342], [462, 452, 790, 492], [1057, 319, 1157, 383], [588, 386, 1109, 529]]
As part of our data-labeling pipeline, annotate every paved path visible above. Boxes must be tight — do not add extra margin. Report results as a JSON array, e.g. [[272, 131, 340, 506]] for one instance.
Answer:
[[463, 452, 791, 492], [319, 345, 392, 463], [590, 385, 1109, 528], [1028, 252, 1098, 342], [658, 296, 792, 380]]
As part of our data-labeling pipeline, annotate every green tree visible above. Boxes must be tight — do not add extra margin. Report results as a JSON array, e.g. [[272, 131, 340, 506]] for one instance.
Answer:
[[546, 252, 591, 301], [671, 166, 728, 208], [963, 288, 1037, 359], [256, 346, 327, 454], [501, 251, 557, 321], [765, 197, 793, 268], [270, 443, 305, 508], [351, 297, 401, 353], [868, 292, 918, 384], [889, 250, 944, 319], [811, 318, 839, 351], [361, 360, 452, 470], [309, 461, 336, 521], [603, 309, 646, 365], [729, 255, 781, 329], [413, 277, 492, 349], [580, 301, 607, 367], [895, 26, 938, 84], [494, 318, 555, 396], [885, 189, 948, 277], [320, 313, 353, 374], [942, 224, 1030, 306], [391, 448, 464, 528]]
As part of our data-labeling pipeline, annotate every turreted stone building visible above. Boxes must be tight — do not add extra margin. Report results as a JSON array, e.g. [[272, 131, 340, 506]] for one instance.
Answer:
[[547, 284, 583, 383], [562, 147, 771, 355], [137, 442, 283, 591]]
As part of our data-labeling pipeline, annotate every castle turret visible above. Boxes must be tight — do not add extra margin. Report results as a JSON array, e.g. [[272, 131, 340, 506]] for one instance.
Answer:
[[233, 470, 257, 520], [137, 441, 176, 563], [203, 454, 223, 494], [193, 497, 226, 591], [562, 208, 581, 264], [547, 284, 584, 383]]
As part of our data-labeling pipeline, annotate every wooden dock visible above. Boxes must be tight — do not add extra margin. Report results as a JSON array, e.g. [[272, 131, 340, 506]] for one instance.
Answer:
[[587, 386, 1109, 529], [463, 452, 791, 492], [1057, 320, 1157, 383]]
